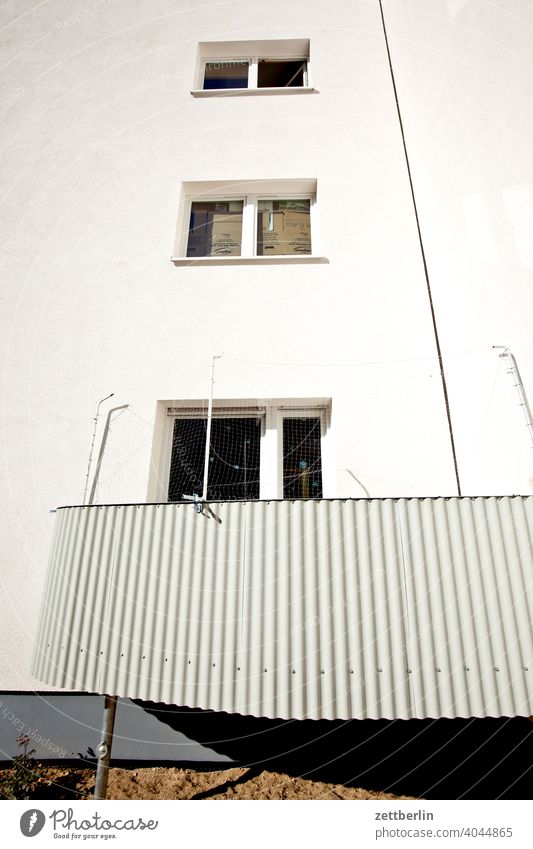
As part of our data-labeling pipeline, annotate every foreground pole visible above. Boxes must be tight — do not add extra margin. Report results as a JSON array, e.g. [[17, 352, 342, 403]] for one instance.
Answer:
[[89, 403, 128, 799], [94, 695, 118, 800]]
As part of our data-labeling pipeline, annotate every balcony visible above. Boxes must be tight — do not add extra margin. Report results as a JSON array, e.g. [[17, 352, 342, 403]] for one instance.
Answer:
[[32, 497, 533, 720]]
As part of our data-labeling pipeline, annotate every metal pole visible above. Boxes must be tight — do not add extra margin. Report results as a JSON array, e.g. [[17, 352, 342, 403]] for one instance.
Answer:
[[493, 346, 533, 447], [202, 355, 222, 501], [93, 695, 118, 800], [88, 405, 129, 505], [83, 394, 114, 504], [89, 403, 128, 800]]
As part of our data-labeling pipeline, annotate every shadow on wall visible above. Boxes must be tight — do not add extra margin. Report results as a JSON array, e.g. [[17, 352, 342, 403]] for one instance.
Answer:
[[135, 701, 532, 800]]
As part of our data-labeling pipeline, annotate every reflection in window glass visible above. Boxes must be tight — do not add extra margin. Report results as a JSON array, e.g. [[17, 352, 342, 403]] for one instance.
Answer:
[[256, 199, 311, 256], [187, 201, 243, 257], [203, 61, 249, 90], [257, 60, 306, 88], [283, 417, 323, 499]]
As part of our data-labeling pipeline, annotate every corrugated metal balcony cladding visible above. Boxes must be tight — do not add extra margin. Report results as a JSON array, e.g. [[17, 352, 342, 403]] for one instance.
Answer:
[[32, 497, 533, 720]]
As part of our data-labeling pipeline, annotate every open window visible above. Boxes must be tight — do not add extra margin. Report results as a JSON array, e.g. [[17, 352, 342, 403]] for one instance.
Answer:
[[257, 60, 306, 88], [194, 39, 314, 96]]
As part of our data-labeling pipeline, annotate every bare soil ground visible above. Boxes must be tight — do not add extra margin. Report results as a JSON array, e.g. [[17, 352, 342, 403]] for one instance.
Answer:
[[0, 764, 415, 801]]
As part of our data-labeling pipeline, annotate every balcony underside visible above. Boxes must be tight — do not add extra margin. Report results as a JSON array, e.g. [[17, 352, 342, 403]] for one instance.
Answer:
[[32, 497, 533, 720]]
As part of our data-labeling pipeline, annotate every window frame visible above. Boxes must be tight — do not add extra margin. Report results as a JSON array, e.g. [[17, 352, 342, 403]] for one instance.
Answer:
[[201, 58, 252, 90], [157, 405, 266, 504], [192, 39, 316, 97], [198, 55, 310, 92], [274, 407, 327, 500], [175, 181, 323, 263], [185, 192, 314, 259], [151, 399, 333, 502]]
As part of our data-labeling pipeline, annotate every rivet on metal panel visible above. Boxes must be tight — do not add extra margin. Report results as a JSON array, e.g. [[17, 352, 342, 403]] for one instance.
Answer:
[[264, 668, 267, 672], [349, 669, 354, 674], [212, 663, 216, 667], [291, 669, 296, 674], [142, 656, 146, 660], [465, 666, 470, 671], [237, 667, 240, 671], [188, 660, 191, 664], [523, 667, 529, 671], [377, 667, 382, 673], [320, 670, 324, 674], [436, 668, 441, 672], [407, 669, 412, 674], [494, 667, 500, 672]]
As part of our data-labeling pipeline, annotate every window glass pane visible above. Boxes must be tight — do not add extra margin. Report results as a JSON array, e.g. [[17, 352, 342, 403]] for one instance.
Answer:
[[257, 60, 306, 88], [168, 418, 205, 501], [283, 418, 323, 499], [187, 200, 243, 257], [168, 417, 261, 501], [208, 418, 261, 501], [203, 61, 249, 89], [256, 199, 311, 256]]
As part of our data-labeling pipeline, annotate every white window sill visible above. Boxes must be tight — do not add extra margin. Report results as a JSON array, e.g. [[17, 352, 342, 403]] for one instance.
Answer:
[[171, 255, 329, 267], [191, 87, 319, 98]]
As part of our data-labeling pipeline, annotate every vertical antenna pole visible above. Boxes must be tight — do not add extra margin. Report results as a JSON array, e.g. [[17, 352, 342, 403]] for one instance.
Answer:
[[88, 405, 129, 505], [202, 355, 222, 501], [493, 346, 533, 447], [83, 393, 114, 504]]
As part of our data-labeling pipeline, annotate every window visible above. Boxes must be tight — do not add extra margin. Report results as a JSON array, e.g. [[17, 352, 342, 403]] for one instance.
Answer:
[[186, 200, 243, 258], [193, 39, 316, 97], [282, 417, 323, 499], [257, 59, 306, 89], [150, 399, 333, 502], [256, 199, 311, 256], [174, 179, 323, 263], [203, 60, 249, 90], [201, 58, 307, 91], [168, 416, 261, 501]]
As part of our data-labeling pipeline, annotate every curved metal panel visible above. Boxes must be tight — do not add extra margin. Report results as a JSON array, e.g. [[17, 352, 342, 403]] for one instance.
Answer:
[[32, 497, 533, 719]]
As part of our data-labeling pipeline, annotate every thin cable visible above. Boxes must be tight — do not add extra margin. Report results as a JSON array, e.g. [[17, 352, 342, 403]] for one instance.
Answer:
[[379, 0, 462, 496], [224, 346, 490, 369]]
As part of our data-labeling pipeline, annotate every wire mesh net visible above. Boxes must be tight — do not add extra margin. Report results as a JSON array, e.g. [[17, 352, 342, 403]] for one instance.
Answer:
[[168, 412, 261, 501]]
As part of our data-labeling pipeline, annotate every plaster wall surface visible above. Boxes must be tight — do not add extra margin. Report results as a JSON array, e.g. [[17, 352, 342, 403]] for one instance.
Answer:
[[0, 0, 532, 690]]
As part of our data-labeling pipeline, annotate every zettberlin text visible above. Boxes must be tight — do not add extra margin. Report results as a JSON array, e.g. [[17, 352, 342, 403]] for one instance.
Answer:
[[375, 811, 434, 821]]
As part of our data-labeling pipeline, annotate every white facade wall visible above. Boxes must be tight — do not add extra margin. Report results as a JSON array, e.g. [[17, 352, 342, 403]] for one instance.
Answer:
[[1, 0, 532, 690]]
